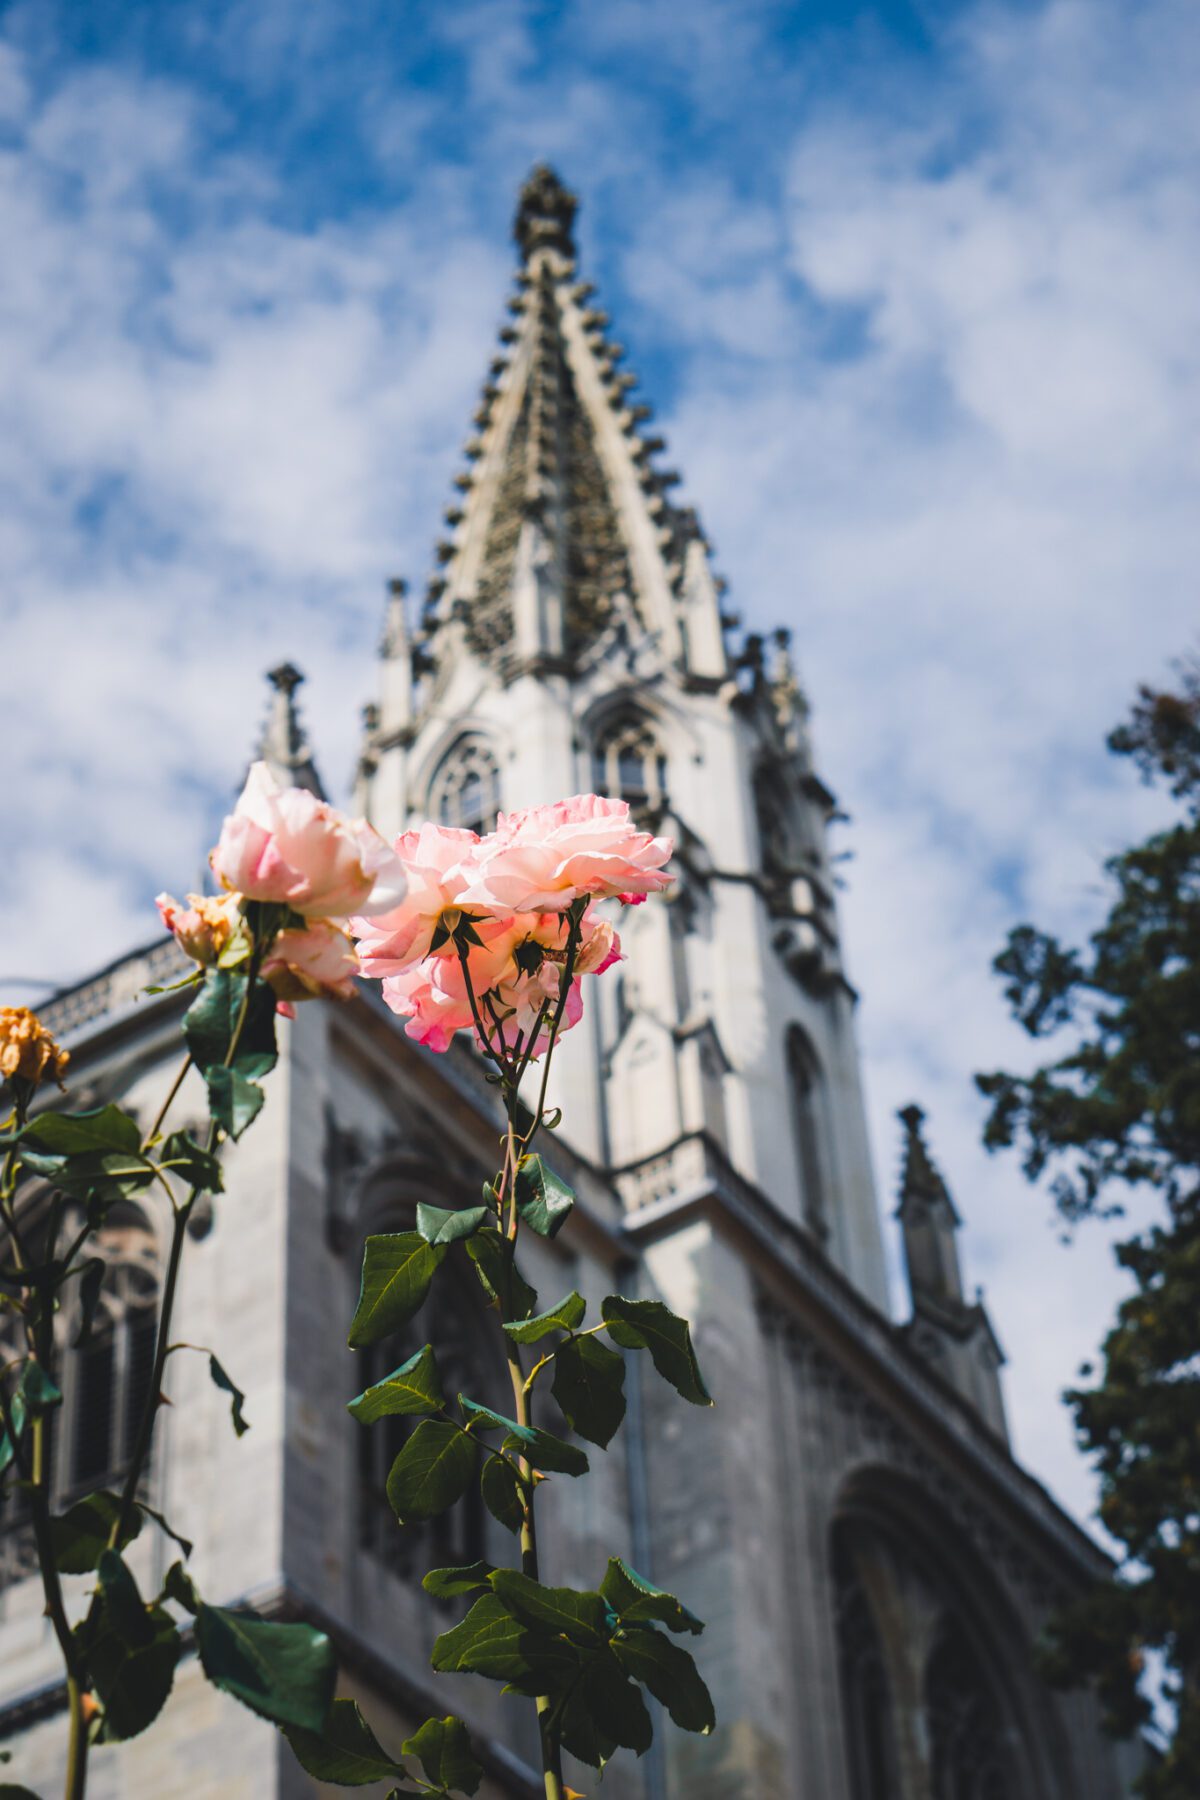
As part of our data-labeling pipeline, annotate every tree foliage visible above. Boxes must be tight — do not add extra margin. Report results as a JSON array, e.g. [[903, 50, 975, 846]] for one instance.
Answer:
[[976, 662, 1200, 1797]]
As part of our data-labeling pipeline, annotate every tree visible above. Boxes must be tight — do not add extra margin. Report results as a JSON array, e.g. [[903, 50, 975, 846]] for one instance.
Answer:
[[976, 663, 1200, 1798]]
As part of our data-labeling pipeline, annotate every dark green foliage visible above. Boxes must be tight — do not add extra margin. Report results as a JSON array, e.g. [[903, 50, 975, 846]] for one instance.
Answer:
[[553, 1335, 626, 1448], [459, 1396, 588, 1475], [401, 1715, 483, 1796], [464, 1228, 537, 1321], [184, 968, 278, 1140], [157, 1131, 224, 1193], [599, 1559, 704, 1636], [501, 1291, 586, 1342], [601, 1296, 712, 1406], [348, 1233, 447, 1348], [81, 1553, 181, 1742], [386, 1421, 477, 1523], [422, 1562, 495, 1600], [480, 1454, 525, 1533], [208, 1353, 249, 1436], [978, 665, 1200, 1795], [514, 1156, 575, 1238], [49, 1492, 141, 1574], [416, 1203, 490, 1246], [348, 1345, 445, 1421], [195, 1604, 336, 1732], [283, 1697, 403, 1786], [429, 1568, 714, 1771], [19, 1106, 140, 1156]]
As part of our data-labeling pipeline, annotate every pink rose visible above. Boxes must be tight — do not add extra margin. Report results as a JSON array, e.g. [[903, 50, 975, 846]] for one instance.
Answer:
[[350, 822, 489, 976], [381, 958, 477, 1053], [211, 763, 407, 921], [457, 793, 672, 913], [262, 921, 360, 1005], [156, 891, 241, 966]]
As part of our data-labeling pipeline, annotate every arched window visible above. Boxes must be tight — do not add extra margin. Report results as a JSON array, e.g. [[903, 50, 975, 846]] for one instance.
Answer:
[[591, 712, 666, 816], [927, 1623, 1018, 1800], [1, 1204, 159, 1584], [832, 1526, 901, 1800], [430, 739, 501, 837], [787, 1027, 828, 1241], [357, 1253, 494, 1581]]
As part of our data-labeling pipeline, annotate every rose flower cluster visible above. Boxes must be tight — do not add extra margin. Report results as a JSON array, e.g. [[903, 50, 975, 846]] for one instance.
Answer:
[[352, 797, 672, 1055], [157, 765, 671, 1055]]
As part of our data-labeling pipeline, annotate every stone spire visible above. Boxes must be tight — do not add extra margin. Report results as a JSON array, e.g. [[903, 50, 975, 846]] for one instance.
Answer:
[[395, 164, 725, 689], [515, 163, 578, 265], [896, 1106, 1008, 1441], [257, 663, 325, 798]]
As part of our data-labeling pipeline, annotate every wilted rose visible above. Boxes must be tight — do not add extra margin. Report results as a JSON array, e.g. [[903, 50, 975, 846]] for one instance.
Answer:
[[0, 1007, 69, 1093], [156, 892, 242, 966]]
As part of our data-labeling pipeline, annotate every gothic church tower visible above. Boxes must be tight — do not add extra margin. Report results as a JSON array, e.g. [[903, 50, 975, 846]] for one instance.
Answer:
[[356, 166, 888, 1309]]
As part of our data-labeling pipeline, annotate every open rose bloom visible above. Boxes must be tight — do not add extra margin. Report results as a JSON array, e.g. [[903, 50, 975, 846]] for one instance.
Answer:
[[180, 779, 666, 1048], [352, 797, 669, 1059]]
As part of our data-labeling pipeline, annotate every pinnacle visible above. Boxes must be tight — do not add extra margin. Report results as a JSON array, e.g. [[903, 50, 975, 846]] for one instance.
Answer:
[[896, 1103, 960, 1222], [515, 163, 578, 264], [257, 663, 325, 798]]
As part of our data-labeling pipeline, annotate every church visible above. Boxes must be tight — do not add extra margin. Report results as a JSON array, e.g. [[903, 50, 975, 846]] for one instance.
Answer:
[[0, 167, 1140, 1799]]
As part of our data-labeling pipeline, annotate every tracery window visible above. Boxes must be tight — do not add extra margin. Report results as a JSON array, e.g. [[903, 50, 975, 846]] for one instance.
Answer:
[[833, 1529, 901, 1800], [357, 1254, 492, 1581], [430, 738, 501, 837], [1, 1205, 159, 1584], [591, 712, 666, 816], [926, 1624, 1017, 1800], [787, 1026, 828, 1241]]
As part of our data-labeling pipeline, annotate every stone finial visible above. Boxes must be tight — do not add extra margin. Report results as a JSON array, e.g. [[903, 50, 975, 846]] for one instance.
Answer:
[[258, 663, 325, 797], [514, 164, 578, 264], [897, 1104, 960, 1224]]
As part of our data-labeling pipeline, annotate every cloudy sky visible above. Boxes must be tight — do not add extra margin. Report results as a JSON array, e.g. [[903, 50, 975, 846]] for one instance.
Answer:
[[2, 0, 1197, 1532]]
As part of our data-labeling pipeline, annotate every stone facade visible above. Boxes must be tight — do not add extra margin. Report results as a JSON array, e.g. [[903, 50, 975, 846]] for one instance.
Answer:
[[0, 167, 1140, 1798]]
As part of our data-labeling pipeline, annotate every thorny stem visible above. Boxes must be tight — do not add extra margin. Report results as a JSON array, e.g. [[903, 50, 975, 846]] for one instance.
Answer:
[[482, 912, 583, 1800], [111, 945, 264, 1552]]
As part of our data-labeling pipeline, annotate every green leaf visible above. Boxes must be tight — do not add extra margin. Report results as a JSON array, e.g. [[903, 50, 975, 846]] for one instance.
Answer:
[[422, 1561, 496, 1600], [208, 1354, 249, 1436], [613, 1627, 715, 1734], [283, 1697, 402, 1786], [79, 1552, 182, 1743], [348, 1345, 444, 1423], [385, 1421, 476, 1523], [0, 1392, 25, 1476], [601, 1296, 712, 1406], [86, 1605, 180, 1742], [195, 1605, 336, 1732], [157, 1131, 224, 1194], [17, 1362, 62, 1416], [552, 1336, 626, 1449], [502, 1291, 587, 1343], [415, 1203, 489, 1246], [184, 969, 278, 1079], [0, 1785, 44, 1797], [489, 1571, 609, 1648], [161, 1561, 201, 1615], [560, 1645, 652, 1765], [480, 1455, 524, 1534], [459, 1397, 588, 1476], [16, 1148, 155, 1205], [401, 1716, 483, 1796], [465, 1228, 537, 1322], [137, 1501, 194, 1562], [348, 1233, 447, 1348], [97, 1550, 155, 1649], [72, 1258, 106, 1348], [50, 1492, 142, 1575], [514, 1155, 575, 1239], [430, 1594, 576, 1694], [20, 1105, 139, 1156], [599, 1559, 704, 1636], [205, 1067, 264, 1141]]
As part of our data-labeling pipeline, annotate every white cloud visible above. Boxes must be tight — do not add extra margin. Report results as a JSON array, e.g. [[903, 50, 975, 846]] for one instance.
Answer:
[[1, 0, 1193, 1541]]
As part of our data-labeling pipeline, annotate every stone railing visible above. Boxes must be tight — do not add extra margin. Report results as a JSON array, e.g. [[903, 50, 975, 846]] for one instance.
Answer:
[[39, 938, 189, 1043]]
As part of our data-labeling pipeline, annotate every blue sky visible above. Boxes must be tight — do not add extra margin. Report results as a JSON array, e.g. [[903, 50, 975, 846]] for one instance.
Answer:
[[2, 0, 1198, 1531]]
